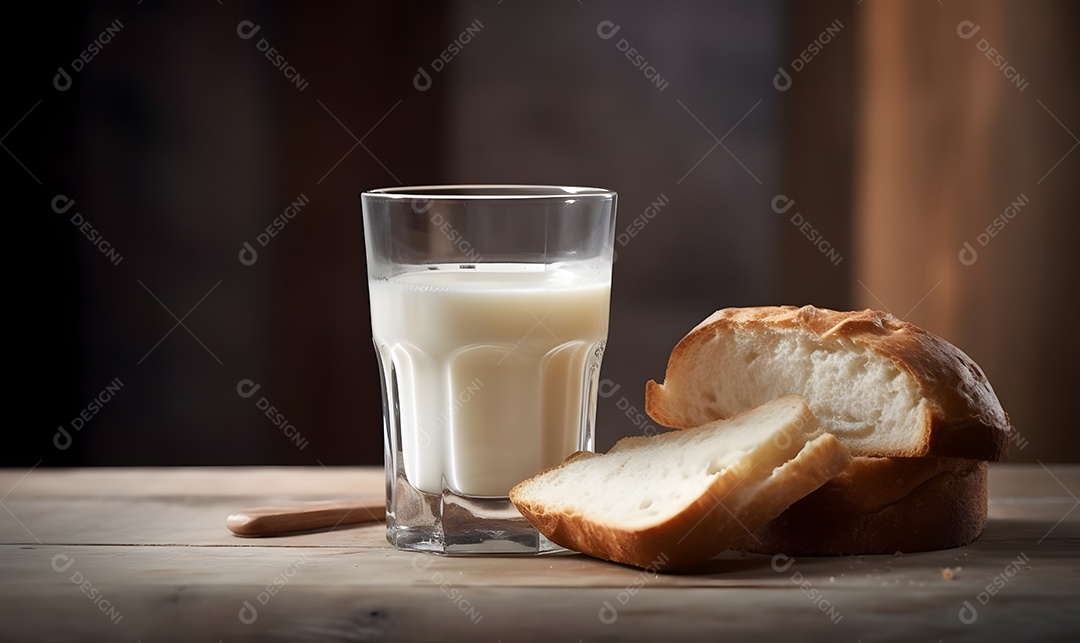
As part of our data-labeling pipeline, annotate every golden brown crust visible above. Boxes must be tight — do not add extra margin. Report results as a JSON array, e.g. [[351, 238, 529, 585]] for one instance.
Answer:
[[511, 430, 852, 571], [737, 457, 988, 556], [645, 305, 1011, 461]]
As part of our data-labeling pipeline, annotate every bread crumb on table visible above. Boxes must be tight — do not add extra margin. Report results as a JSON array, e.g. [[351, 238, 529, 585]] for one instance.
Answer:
[[942, 567, 956, 580]]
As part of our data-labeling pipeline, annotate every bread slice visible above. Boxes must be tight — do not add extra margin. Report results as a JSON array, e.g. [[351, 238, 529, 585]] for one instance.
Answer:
[[509, 395, 851, 571], [736, 456, 987, 555], [645, 305, 1011, 461]]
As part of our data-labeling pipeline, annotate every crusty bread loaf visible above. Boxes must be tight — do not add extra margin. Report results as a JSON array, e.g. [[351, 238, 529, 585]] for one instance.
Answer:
[[736, 456, 987, 555], [646, 305, 1011, 461], [510, 396, 851, 570]]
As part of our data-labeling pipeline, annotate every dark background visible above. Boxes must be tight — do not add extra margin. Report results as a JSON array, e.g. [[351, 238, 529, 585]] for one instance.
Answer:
[[5, 0, 1078, 468]]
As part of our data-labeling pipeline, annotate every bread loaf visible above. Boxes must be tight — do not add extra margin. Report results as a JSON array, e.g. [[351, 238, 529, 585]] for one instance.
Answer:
[[646, 305, 1011, 460], [645, 305, 1009, 555], [735, 456, 988, 555], [510, 395, 851, 570]]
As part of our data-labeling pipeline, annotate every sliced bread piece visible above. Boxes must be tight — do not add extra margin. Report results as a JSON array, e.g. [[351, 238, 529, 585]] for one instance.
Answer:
[[509, 395, 851, 571], [645, 305, 1011, 460]]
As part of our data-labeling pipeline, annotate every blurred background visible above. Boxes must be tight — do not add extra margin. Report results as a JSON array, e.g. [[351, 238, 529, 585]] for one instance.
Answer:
[[5, 0, 1078, 467]]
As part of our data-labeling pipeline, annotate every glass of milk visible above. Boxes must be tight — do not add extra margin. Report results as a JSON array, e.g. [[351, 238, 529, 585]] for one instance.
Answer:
[[361, 185, 616, 554]]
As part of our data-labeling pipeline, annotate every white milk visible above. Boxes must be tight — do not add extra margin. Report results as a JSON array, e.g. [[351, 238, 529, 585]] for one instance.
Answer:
[[370, 263, 610, 497]]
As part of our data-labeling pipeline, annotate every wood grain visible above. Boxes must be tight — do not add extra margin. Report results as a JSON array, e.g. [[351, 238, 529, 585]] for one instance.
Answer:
[[854, 0, 1080, 462], [0, 466, 1076, 641]]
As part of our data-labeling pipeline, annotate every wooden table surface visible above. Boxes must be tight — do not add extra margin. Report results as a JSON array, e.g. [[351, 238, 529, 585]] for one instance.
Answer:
[[0, 465, 1077, 642]]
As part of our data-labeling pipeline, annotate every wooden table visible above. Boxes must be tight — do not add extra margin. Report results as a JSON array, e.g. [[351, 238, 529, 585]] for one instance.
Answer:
[[1, 465, 1077, 642]]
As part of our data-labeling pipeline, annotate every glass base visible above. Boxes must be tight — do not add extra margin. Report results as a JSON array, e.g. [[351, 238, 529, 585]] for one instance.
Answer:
[[386, 469, 565, 555]]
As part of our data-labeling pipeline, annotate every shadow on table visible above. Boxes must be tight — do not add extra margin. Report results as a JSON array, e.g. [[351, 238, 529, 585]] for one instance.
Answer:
[[668, 516, 1078, 577]]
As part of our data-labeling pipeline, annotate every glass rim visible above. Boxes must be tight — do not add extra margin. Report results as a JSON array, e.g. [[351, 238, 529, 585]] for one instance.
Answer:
[[361, 184, 615, 201]]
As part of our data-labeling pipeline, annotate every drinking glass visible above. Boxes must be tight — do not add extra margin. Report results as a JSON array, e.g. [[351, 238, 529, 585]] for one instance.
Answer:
[[361, 185, 617, 554]]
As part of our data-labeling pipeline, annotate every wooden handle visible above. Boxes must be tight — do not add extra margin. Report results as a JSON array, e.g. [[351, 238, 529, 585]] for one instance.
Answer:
[[227, 499, 385, 537]]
